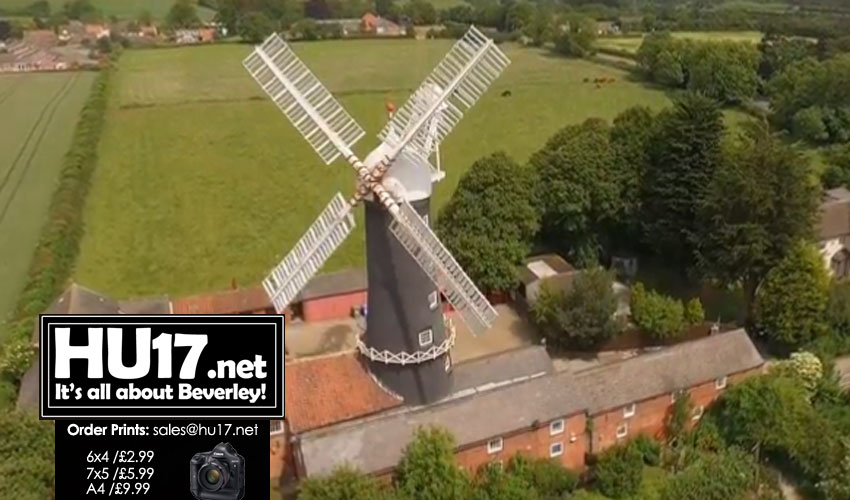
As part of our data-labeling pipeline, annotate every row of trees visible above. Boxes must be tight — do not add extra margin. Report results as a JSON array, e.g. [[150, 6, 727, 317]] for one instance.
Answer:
[[636, 33, 761, 104]]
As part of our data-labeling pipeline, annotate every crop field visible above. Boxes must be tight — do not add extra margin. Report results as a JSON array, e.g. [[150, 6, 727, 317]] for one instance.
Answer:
[[75, 40, 750, 299], [0, 0, 215, 20], [596, 30, 764, 54], [0, 71, 95, 323]]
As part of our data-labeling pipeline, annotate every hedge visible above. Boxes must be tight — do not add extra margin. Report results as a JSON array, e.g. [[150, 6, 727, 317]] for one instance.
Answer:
[[0, 59, 116, 400]]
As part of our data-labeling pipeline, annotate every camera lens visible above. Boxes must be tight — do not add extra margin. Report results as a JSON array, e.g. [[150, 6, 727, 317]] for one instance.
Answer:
[[199, 464, 226, 491], [205, 469, 221, 484]]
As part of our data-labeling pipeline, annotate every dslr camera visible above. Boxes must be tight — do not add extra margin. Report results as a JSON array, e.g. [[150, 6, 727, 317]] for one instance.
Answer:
[[190, 443, 245, 500]]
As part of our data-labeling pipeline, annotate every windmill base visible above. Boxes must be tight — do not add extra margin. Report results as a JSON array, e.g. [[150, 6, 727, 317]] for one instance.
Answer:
[[362, 197, 452, 406]]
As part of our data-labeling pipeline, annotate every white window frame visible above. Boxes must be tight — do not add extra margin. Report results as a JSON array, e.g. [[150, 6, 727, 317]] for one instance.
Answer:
[[623, 403, 636, 418], [692, 405, 704, 421], [549, 419, 565, 435], [418, 328, 433, 347], [428, 291, 439, 310], [715, 376, 728, 390], [616, 423, 628, 439], [444, 354, 452, 373], [550, 441, 564, 458], [270, 420, 285, 435], [487, 437, 503, 454]]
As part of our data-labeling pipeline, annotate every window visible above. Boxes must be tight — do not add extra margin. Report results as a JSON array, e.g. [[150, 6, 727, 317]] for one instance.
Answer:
[[418, 329, 433, 347], [616, 423, 628, 439], [692, 406, 704, 421], [270, 420, 284, 435], [550, 442, 564, 458], [623, 403, 636, 418], [715, 376, 728, 390], [487, 438, 503, 454], [444, 354, 452, 373], [428, 291, 439, 310], [550, 419, 565, 435]]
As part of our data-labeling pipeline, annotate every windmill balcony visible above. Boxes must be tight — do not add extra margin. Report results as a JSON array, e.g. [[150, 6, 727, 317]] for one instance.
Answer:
[[356, 314, 456, 365]]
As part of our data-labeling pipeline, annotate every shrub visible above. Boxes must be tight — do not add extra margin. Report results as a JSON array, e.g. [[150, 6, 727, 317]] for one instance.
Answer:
[[298, 466, 393, 500], [508, 455, 578, 498], [0, 411, 55, 499], [0, 337, 34, 380], [632, 435, 661, 466], [659, 448, 758, 500], [593, 442, 643, 498], [630, 283, 703, 340]]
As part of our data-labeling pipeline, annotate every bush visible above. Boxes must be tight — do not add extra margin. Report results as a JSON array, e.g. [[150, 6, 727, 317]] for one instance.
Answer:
[[0, 411, 55, 499], [593, 442, 643, 498], [298, 466, 393, 500], [826, 280, 850, 337], [0, 337, 34, 380], [632, 435, 661, 466], [508, 455, 578, 498], [630, 283, 702, 340], [659, 448, 758, 500], [0, 379, 16, 408], [792, 106, 829, 142]]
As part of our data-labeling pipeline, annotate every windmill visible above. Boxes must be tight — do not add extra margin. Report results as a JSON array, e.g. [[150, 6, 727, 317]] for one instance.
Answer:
[[243, 27, 510, 404]]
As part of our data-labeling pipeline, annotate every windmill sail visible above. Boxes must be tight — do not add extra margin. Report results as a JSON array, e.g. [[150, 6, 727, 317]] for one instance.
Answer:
[[388, 200, 497, 335], [379, 26, 510, 164], [263, 193, 355, 312], [244, 34, 365, 165]]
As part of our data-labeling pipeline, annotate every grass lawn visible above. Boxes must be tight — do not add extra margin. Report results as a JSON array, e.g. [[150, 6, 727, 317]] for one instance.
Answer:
[[76, 40, 756, 300], [596, 30, 763, 54], [0, 71, 96, 324], [0, 0, 215, 20]]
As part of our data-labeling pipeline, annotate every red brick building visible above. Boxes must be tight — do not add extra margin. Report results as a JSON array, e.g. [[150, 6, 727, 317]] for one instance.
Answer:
[[279, 330, 764, 482]]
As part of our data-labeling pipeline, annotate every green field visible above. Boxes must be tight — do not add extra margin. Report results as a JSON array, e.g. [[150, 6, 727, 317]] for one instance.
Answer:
[[75, 40, 750, 299], [0, 0, 215, 20], [0, 71, 96, 323], [596, 30, 764, 54]]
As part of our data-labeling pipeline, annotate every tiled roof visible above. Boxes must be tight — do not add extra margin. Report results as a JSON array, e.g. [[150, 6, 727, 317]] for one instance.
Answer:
[[818, 188, 850, 240], [285, 352, 402, 433], [299, 368, 586, 476], [452, 345, 553, 393], [575, 329, 764, 415], [171, 286, 271, 314]]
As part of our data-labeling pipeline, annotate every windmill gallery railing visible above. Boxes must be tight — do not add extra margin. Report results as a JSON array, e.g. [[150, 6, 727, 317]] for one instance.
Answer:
[[356, 315, 457, 365]]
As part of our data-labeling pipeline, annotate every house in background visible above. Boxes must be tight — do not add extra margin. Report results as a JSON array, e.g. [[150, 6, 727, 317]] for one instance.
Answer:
[[818, 187, 850, 278], [22, 30, 57, 48], [315, 18, 362, 36], [596, 20, 621, 35], [361, 13, 405, 36], [84, 24, 111, 40], [174, 28, 215, 44]]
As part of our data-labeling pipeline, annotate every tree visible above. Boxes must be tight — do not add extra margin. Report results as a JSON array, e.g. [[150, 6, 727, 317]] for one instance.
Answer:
[[553, 14, 596, 58], [375, 0, 395, 17], [530, 268, 622, 349], [522, 7, 554, 47], [238, 11, 275, 43], [0, 20, 11, 40], [826, 280, 850, 338], [593, 441, 643, 498], [659, 448, 759, 500], [770, 351, 823, 399], [822, 143, 850, 189], [695, 120, 819, 317], [686, 41, 760, 103], [404, 0, 437, 25], [609, 106, 656, 251], [754, 243, 829, 349], [304, 0, 332, 18], [63, 0, 99, 21], [643, 92, 724, 270], [166, 0, 200, 28], [667, 390, 693, 449], [630, 283, 702, 340], [654, 49, 685, 87], [437, 152, 539, 294], [713, 374, 813, 458], [530, 119, 618, 262], [395, 427, 471, 500], [137, 9, 153, 26], [299, 466, 394, 500], [472, 463, 538, 500], [792, 106, 829, 143], [758, 36, 814, 80]]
